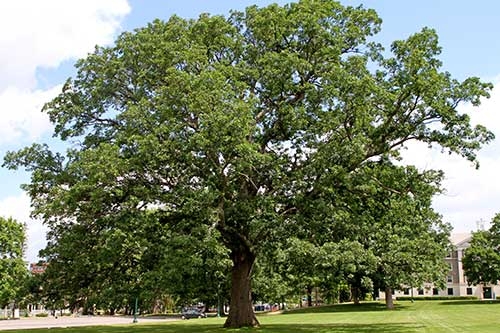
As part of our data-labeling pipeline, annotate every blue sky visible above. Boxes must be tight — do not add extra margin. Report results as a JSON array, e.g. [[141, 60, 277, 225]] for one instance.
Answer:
[[1, 0, 499, 262]]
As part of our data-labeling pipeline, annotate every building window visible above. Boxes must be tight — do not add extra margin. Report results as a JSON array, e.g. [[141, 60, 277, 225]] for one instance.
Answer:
[[447, 288, 454, 296], [418, 289, 424, 295], [467, 287, 473, 295], [447, 275, 453, 283], [433, 288, 439, 295], [403, 288, 410, 295]]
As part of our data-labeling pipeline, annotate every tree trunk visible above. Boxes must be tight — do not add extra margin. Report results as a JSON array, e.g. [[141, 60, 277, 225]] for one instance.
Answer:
[[385, 287, 395, 310], [223, 248, 259, 328], [204, 302, 210, 313], [351, 287, 360, 305], [306, 286, 313, 307]]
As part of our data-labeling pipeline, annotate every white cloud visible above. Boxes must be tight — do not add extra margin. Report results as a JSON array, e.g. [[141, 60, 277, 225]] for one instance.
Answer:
[[0, 0, 130, 144], [0, 0, 131, 90], [0, 192, 47, 262], [0, 86, 60, 145], [400, 77, 500, 233]]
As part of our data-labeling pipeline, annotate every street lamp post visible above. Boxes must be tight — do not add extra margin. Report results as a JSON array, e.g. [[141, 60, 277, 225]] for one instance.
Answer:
[[133, 297, 138, 323], [217, 292, 220, 318]]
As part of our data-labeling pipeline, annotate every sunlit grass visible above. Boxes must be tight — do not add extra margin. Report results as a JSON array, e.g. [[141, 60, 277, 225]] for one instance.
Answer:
[[5, 300, 500, 333]]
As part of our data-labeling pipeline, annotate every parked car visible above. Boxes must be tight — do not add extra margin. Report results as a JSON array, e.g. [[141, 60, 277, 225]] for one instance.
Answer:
[[254, 304, 270, 312], [181, 308, 206, 319]]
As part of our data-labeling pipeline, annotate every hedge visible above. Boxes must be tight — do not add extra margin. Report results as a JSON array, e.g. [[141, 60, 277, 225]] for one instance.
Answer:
[[396, 296, 478, 301]]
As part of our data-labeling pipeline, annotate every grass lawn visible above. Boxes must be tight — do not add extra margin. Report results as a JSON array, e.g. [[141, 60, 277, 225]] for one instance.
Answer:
[[5, 300, 500, 333]]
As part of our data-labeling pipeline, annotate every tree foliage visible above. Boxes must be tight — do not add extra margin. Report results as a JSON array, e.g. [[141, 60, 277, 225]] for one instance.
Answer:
[[259, 162, 451, 309], [463, 214, 500, 286], [3, 0, 493, 327], [0, 216, 28, 308], [348, 163, 451, 308]]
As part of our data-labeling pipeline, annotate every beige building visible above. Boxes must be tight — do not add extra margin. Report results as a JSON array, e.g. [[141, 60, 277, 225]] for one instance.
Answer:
[[389, 233, 500, 300]]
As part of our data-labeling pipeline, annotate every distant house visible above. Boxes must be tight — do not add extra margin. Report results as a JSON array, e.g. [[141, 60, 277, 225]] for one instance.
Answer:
[[385, 233, 500, 300], [29, 262, 48, 275]]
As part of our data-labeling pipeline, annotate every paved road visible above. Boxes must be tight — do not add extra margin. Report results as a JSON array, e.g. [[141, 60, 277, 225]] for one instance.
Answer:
[[0, 316, 176, 331]]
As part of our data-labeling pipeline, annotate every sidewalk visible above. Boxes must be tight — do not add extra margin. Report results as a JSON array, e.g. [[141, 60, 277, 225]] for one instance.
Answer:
[[0, 315, 175, 331]]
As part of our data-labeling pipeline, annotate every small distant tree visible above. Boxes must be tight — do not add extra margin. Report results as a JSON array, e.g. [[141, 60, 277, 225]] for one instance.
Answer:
[[19, 273, 44, 311], [359, 164, 451, 309], [0, 217, 29, 308], [462, 214, 500, 286]]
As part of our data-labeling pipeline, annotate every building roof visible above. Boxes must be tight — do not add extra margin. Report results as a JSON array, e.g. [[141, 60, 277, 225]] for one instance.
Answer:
[[450, 233, 471, 245], [450, 233, 471, 248]]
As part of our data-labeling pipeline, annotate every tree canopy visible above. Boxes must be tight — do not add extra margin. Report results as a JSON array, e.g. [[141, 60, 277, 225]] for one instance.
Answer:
[[0, 216, 28, 308], [344, 163, 451, 308], [463, 214, 500, 286], [3, 0, 493, 327]]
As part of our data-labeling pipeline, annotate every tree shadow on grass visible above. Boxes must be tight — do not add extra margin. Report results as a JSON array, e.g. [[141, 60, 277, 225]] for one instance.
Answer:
[[49, 322, 421, 333], [256, 323, 421, 333], [282, 302, 405, 314], [5, 323, 218, 333]]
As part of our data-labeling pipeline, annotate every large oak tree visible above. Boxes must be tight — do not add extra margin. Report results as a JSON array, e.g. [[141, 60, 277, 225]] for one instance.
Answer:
[[4, 0, 493, 327]]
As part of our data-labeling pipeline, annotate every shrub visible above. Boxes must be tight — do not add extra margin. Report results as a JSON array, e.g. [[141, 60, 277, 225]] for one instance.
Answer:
[[396, 296, 478, 301]]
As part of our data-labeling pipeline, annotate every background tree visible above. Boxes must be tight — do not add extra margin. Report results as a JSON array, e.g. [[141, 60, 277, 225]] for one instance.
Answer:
[[252, 250, 291, 309], [463, 214, 500, 286], [350, 163, 451, 309], [0, 217, 28, 308], [38, 206, 230, 314], [19, 273, 44, 313], [4, 0, 493, 328]]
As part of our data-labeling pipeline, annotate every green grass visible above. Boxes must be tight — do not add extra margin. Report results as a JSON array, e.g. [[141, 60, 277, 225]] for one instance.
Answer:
[[6, 300, 500, 333]]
